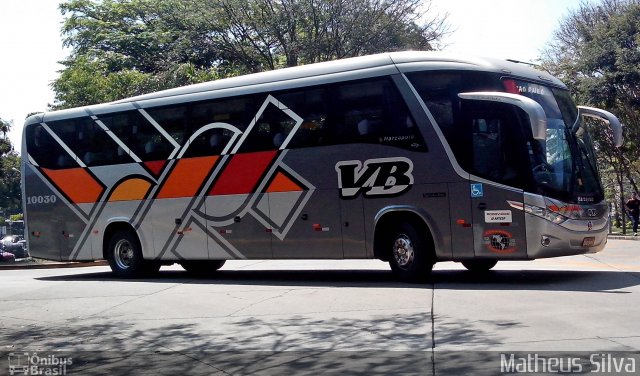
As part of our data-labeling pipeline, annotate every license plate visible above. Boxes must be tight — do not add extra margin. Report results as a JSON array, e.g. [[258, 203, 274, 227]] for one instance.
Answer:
[[582, 237, 596, 247]]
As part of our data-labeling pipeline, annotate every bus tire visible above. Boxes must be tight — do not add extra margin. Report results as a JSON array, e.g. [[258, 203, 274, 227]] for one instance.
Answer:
[[462, 260, 498, 272], [387, 222, 434, 282], [181, 260, 226, 276], [106, 230, 147, 278]]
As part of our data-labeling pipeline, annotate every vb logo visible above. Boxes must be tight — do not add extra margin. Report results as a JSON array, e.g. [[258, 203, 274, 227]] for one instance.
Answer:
[[335, 157, 414, 198]]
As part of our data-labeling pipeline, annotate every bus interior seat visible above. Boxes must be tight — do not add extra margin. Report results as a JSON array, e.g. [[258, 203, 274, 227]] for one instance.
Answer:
[[273, 131, 286, 148], [209, 132, 229, 154]]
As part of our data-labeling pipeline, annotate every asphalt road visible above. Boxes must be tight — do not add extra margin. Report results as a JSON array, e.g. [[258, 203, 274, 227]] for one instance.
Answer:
[[0, 239, 639, 375]]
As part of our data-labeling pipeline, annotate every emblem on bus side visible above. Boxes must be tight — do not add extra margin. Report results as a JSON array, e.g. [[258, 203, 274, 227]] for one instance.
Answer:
[[335, 157, 414, 199], [483, 230, 516, 254]]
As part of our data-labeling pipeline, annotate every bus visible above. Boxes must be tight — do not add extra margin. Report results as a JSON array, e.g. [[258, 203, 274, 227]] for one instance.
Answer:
[[21, 51, 622, 281]]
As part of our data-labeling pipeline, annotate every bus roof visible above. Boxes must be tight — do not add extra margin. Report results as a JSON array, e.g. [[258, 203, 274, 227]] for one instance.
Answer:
[[26, 51, 565, 126], [118, 51, 563, 103]]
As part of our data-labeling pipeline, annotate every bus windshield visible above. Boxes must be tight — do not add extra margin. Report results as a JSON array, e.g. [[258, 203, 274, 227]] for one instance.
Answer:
[[503, 79, 603, 204]]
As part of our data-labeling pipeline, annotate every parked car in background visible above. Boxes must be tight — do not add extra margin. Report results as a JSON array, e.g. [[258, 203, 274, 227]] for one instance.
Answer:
[[0, 235, 28, 258], [0, 251, 16, 262]]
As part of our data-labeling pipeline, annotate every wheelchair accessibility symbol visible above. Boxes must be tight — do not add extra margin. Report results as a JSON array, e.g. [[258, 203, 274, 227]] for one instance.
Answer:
[[471, 183, 484, 198]]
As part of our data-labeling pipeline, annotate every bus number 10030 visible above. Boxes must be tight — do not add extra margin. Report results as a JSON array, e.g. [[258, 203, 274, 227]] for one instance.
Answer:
[[26, 195, 58, 205]]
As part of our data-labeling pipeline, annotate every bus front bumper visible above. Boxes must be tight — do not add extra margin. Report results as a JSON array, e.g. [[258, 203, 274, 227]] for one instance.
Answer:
[[525, 214, 608, 259]]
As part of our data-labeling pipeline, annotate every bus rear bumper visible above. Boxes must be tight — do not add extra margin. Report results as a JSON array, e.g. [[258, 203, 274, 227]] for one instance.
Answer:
[[525, 215, 608, 259]]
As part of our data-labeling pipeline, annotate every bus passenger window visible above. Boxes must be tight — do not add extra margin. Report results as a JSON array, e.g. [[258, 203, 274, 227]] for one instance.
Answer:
[[47, 117, 133, 167], [26, 124, 78, 170], [333, 78, 425, 150], [283, 87, 330, 149], [182, 128, 235, 157], [237, 94, 301, 153], [112, 109, 175, 162]]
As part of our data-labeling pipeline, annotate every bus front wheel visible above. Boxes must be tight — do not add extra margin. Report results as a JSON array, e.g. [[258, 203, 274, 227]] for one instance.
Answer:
[[388, 222, 434, 282], [107, 230, 151, 278]]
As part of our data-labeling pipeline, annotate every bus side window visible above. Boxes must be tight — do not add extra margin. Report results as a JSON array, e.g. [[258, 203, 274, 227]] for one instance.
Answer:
[[237, 93, 303, 153], [276, 87, 329, 149], [130, 107, 181, 161], [332, 78, 425, 150], [99, 111, 145, 160], [26, 124, 78, 170], [50, 117, 132, 167]]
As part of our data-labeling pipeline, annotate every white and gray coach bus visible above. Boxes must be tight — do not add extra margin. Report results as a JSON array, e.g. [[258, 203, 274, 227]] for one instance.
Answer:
[[21, 52, 623, 280]]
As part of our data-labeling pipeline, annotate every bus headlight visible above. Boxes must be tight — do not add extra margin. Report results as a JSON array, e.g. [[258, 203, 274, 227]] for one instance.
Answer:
[[524, 204, 568, 224], [508, 200, 568, 225]]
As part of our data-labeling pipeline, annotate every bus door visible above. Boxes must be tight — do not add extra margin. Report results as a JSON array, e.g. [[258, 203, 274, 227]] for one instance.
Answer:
[[462, 101, 528, 259]]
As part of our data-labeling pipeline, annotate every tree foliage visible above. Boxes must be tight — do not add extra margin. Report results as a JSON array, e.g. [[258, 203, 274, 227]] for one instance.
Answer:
[[52, 0, 449, 109], [0, 118, 21, 215], [541, 0, 640, 230]]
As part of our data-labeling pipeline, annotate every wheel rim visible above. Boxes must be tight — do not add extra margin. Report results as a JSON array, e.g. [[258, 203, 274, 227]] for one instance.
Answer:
[[393, 233, 415, 269], [114, 239, 134, 270]]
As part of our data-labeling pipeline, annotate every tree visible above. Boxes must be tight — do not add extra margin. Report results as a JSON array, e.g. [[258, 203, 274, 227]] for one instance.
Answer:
[[0, 118, 21, 215], [52, 0, 449, 109], [204, 0, 447, 70], [541, 0, 640, 231]]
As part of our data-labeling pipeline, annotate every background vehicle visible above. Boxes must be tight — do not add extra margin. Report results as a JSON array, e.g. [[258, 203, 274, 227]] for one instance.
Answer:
[[21, 52, 622, 280], [0, 251, 16, 262], [0, 235, 27, 259]]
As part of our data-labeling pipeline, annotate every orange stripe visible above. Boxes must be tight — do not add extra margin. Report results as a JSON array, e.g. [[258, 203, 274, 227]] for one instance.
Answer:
[[266, 171, 303, 192], [42, 168, 104, 204], [157, 156, 218, 199], [108, 178, 153, 202]]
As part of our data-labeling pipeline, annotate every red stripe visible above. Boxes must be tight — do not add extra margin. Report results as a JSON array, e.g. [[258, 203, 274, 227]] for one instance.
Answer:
[[209, 151, 278, 195], [144, 160, 167, 176]]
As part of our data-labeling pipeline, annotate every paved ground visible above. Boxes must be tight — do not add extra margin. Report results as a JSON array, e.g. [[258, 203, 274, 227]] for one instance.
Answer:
[[0, 239, 638, 375]]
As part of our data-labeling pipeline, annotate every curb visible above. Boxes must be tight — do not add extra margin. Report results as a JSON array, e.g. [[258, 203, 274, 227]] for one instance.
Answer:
[[607, 235, 640, 241], [0, 260, 108, 270]]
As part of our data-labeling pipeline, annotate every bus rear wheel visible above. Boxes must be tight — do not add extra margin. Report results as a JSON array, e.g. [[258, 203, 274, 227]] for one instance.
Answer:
[[461, 260, 498, 272], [107, 230, 152, 278], [388, 222, 434, 282], [181, 260, 226, 276]]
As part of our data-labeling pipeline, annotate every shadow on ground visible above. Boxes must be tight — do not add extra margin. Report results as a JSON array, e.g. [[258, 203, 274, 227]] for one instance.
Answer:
[[0, 310, 525, 375], [36, 268, 640, 292], [0, 314, 440, 375], [13, 268, 638, 374]]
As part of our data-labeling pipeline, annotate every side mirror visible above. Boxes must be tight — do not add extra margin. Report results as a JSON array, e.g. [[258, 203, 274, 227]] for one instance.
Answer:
[[575, 106, 623, 148], [458, 92, 547, 141]]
